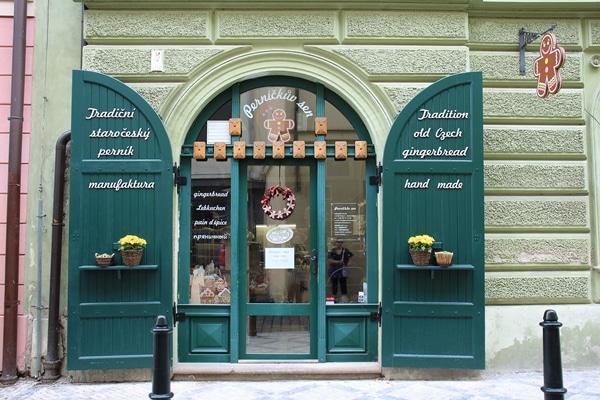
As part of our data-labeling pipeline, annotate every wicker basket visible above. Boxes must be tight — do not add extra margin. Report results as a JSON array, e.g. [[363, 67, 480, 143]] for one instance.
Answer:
[[434, 251, 454, 267], [409, 249, 431, 266], [95, 253, 114, 267], [120, 249, 143, 267]]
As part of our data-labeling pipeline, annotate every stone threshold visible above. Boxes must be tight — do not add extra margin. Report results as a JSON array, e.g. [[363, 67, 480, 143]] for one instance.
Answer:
[[172, 362, 382, 381]]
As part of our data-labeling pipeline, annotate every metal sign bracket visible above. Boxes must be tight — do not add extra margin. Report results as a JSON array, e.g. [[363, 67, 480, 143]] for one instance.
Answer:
[[519, 24, 557, 76]]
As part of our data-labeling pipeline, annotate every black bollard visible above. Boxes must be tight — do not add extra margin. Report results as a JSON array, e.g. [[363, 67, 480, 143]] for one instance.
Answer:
[[149, 315, 174, 399], [539, 309, 567, 400]]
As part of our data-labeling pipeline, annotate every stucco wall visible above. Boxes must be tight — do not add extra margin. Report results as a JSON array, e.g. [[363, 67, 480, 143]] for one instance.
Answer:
[[79, 8, 595, 305], [24, 0, 83, 376]]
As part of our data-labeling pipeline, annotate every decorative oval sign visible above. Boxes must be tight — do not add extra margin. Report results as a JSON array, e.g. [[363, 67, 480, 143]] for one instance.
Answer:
[[265, 226, 294, 244]]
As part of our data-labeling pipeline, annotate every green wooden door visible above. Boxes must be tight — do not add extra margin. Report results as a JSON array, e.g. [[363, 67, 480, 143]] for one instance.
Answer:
[[381, 72, 485, 369], [68, 70, 173, 370], [239, 158, 320, 360]]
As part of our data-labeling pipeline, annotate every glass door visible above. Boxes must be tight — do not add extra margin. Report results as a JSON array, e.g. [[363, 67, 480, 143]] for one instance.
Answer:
[[241, 159, 318, 359]]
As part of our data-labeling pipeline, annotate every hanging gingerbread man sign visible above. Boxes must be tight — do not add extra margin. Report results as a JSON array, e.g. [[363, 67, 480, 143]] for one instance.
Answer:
[[533, 32, 565, 99]]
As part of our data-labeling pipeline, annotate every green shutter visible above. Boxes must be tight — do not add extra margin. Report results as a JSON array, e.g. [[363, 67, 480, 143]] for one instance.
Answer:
[[381, 72, 485, 369], [68, 71, 173, 370]]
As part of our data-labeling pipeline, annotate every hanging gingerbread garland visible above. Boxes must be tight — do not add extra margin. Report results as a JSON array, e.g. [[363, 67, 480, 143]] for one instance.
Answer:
[[261, 185, 296, 220]]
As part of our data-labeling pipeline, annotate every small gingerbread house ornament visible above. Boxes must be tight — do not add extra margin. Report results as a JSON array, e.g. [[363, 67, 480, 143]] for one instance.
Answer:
[[217, 288, 231, 304], [200, 287, 215, 304]]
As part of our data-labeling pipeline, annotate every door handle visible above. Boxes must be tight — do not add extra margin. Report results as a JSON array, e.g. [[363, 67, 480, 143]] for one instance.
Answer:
[[309, 249, 318, 274]]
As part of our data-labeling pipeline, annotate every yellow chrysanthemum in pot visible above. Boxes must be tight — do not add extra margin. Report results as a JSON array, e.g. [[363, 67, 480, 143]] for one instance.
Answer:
[[407, 234, 435, 252], [118, 234, 147, 251]]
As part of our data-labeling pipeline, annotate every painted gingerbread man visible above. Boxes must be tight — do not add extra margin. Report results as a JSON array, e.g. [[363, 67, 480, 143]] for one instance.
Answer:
[[264, 109, 295, 142], [533, 32, 565, 99]]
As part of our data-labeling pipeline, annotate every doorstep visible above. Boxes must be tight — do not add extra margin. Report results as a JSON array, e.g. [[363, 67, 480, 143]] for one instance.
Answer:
[[172, 362, 382, 381]]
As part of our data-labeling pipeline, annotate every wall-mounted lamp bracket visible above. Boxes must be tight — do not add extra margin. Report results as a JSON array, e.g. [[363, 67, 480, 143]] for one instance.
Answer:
[[519, 24, 557, 76]]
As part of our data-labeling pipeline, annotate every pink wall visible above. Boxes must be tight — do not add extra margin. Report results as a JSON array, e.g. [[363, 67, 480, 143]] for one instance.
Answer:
[[0, 15, 34, 371]]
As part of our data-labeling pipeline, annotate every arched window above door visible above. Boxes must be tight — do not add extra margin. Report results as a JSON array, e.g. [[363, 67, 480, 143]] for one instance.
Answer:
[[186, 76, 371, 148], [181, 75, 378, 309], [238, 86, 355, 144]]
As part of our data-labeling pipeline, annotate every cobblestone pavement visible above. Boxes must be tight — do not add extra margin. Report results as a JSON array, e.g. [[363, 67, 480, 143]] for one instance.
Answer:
[[1, 370, 599, 399]]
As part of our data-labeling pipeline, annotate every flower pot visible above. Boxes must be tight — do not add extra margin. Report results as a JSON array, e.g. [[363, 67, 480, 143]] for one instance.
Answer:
[[121, 249, 143, 267], [409, 249, 431, 266]]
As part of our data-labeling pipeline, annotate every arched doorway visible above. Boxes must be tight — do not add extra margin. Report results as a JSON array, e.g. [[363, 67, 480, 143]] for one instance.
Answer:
[[174, 75, 380, 363]]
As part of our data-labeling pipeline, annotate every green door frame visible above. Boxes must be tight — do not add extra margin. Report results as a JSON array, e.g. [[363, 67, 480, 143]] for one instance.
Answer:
[[176, 75, 379, 363]]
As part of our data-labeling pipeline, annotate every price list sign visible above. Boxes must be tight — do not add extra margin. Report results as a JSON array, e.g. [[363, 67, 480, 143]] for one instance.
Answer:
[[331, 203, 359, 239]]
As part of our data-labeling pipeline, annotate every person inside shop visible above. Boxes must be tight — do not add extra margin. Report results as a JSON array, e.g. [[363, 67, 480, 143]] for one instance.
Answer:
[[328, 238, 354, 303], [212, 238, 229, 279]]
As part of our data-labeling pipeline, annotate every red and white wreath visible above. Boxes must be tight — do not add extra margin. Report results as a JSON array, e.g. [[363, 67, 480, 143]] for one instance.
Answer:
[[260, 185, 296, 220]]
